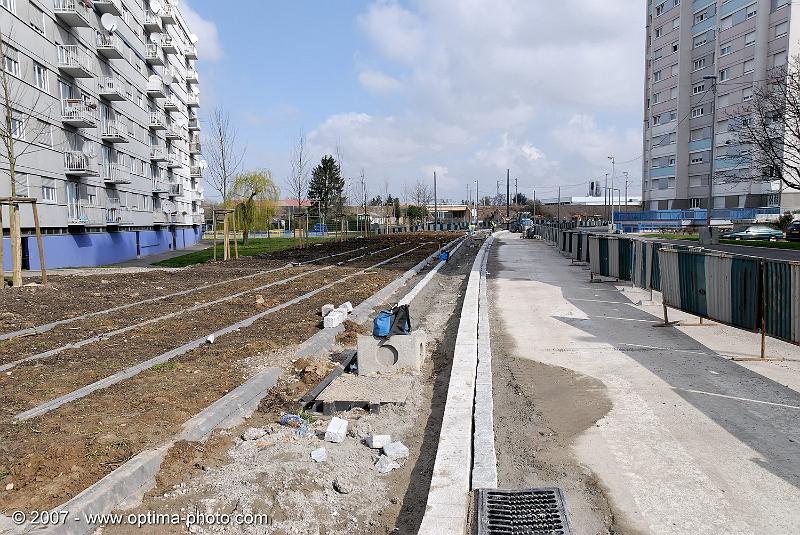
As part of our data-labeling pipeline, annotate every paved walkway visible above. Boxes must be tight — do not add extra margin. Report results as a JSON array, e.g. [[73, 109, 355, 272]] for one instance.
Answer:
[[489, 232, 800, 534]]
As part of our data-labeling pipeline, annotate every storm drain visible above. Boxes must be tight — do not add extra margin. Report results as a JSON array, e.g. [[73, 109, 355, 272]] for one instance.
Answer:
[[476, 487, 571, 535]]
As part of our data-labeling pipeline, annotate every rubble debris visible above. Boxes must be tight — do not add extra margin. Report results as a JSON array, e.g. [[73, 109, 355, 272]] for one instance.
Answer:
[[310, 447, 328, 463], [324, 417, 348, 443], [323, 309, 347, 329], [255, 294, 265, 305], [366, 434, 392, 449], [241, 427, 266, 441], [333, 477, 353, 494], [322, 304, 335, 317], [340, 301, 354, 313], [375, 455, 400, 474], [383, 441, 409, 461], [205, 334, 215, 344]]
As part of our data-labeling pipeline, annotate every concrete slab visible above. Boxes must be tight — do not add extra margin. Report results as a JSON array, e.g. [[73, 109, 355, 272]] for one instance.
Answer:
[[316, 374, 413, 406], [356, 331, 428, 375]]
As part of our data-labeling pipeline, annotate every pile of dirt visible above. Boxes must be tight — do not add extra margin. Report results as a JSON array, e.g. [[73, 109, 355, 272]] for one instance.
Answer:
[[335, 320, 370, 346]]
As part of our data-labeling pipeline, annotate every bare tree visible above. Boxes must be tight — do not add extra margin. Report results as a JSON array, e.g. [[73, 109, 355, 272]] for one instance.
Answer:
[[1, 29, 55, 287], [411, 180, 434, 206], [205, 106, 245, 204], [725, 58, 800, 192], [285, 131, 309, 243]]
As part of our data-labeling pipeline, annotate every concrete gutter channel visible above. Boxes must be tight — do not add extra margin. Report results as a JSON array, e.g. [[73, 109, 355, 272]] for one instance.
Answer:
[[1, 236, 463, 535], [419, 232, 498, 535]]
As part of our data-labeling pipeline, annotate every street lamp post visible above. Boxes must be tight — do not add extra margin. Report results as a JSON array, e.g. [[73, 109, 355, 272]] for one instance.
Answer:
[[703, 75, 718, 236], [608, 156, 616, 229]]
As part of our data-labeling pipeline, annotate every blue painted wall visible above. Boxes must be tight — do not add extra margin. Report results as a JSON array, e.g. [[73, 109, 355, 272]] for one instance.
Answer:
[[2, 227, 204, 270]]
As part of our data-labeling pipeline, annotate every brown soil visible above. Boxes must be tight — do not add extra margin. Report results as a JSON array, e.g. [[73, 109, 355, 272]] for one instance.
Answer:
[[335, 319, 370, 346], [0, 240, 439, 513]]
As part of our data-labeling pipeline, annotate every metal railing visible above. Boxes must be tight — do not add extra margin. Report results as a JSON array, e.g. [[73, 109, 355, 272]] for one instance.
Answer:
[[64, 151, 96, 174], [97, 75, 123, 96], [102, 120, 126, 138], [188, 94, 200, 107], [614, 207, 781, 223], [56, 44, 94, 73], [145, 43, 162, 62], [61, 99, 97, 123], [149, 112, 165, 128], [54, 0, 90, 20], [100, 162, 128, 182], [95, 32, 122, 52], [68, 202, 105, 225]]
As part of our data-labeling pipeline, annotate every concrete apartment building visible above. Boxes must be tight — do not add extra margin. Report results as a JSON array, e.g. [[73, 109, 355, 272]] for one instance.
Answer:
[[0, 0, 204, 268], [642, 0, 800, 216]]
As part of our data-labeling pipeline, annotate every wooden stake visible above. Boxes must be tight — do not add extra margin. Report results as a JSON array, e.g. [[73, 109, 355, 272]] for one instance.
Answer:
[[10, 203, 22, 287], [0, 204, 5, 289], [31, 201, 46, 284], [232, 212, 239, 259], [212, 211, 218, 261], [223, 213, 229, 261]]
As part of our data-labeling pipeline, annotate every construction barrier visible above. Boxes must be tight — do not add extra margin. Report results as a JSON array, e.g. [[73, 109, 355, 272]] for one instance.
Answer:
[[589, 236, 634, 280], [763, 259, 800, 345], [659, 248, 761, 332], [631, 239, 662, 292]]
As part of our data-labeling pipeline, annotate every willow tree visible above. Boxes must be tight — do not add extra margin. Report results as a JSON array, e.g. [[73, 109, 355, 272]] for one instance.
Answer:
[[232, 170, 279, 244]]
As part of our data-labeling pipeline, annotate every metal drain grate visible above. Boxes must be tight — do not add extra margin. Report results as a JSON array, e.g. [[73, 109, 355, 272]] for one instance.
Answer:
[[476, 487, 571, 535]]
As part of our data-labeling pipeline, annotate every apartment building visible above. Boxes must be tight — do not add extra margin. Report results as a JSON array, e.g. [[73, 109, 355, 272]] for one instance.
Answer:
[[642, 0, 800, 215], [0, 0, 204, 268]]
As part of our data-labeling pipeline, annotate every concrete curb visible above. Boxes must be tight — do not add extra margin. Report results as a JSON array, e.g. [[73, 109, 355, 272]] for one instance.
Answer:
[[472, 233, 498, 489], [418, 234, 494, 535]]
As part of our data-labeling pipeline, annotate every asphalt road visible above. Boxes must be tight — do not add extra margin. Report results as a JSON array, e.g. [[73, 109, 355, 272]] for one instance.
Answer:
[[489, 233, 800, 534], [650, 238, 800, 261]]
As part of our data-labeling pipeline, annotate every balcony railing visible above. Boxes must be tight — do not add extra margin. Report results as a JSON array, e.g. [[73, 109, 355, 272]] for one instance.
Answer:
[[192, 213, 205, 225], [169, 183, 184, 197], [167, 152, 181, 168], [188, 94, 200, 108], [188, 117, 200, 131], [146, 78, 165, 97], [101, 120, 128, 143], [100, 163, 131, 184], [161, 35, 179, 54], [190, 166, 202, 178], [145, 43, 164, 65], [163, 94, 181, 111], [186, 68, 199, 83], [61, 99, 97, 128], [68, 202, 105, 226], [57, 44, 94, 78], [95, 32, 124, 59], [64, 151, 99, 177], [149, 112, 166, 130], [54, 0, 91, 27], [144, 10, 163, 32], [614, 207, 782, 224], [150, 147, 168, 161], [185, 45, 198, 60], [97, 76, 125, 101], [189, 141, 201, 154]]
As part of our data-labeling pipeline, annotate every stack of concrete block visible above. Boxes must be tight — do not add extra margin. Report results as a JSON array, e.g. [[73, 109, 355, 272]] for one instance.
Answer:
[[322, 302, 354, 329], [356, 331, 427, 376]]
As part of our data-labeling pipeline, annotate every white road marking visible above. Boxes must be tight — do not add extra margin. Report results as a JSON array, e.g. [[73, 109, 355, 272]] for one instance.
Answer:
[[675, 388, 800, 410]]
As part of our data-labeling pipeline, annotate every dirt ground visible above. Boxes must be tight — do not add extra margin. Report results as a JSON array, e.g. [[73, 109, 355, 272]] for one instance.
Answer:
[[487, 243, 640, 535], [0, 235, 453, 515], [97, 237, 480, 534]]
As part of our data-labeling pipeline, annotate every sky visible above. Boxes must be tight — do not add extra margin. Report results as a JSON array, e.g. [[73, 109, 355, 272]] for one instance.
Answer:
[[183, 0, 647, 203]]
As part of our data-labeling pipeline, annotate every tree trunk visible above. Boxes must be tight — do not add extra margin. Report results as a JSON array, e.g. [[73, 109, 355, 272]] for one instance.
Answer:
[[0, 204, 5, 289], [10, 203, 22, 287]]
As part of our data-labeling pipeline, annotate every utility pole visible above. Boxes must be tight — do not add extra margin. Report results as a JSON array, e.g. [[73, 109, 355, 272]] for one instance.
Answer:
[[623, 171, 629, 215], [533, 189, 536, 222], [608, 156, 615, 229], [514, 178, 518, 207], [557, 186, 561, 223], [433, 171, 438, 231], [506, 169, 510, 229], [496, 180, 500, 203], [604, 173, 609, 222], [704, 75, 718, 232]]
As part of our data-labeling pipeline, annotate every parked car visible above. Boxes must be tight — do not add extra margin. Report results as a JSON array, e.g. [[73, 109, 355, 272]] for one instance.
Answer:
[[720, 225, 784, 241], [786, 221, 800, 242], [312, 223, 328, 233]]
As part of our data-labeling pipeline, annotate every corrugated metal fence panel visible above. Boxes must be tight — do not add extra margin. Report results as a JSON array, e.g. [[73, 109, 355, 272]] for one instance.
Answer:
[[704, 254, 733, 327], [764, 260, 800, 344], [658, 248, 682, 309], [632, 240, 647, 289], [581, 233, 590, 263], [608, 238, 620, 278], [651, 242, 662, 291], [571, 233, 580, 260], [677, 250, 707, 318], [729, 256, 760, 332], [589, 236, 601, 275], [618, 238, 633, 281]]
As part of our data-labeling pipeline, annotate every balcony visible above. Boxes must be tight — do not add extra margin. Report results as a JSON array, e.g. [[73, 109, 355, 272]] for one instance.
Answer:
[[152, 182, 170, 194], [149, 112, 167, 130], [101, 120, 128, 143], [192, 213, 204, 225], [165, 125, 182, 140], [150, 147, 169, 162], [95, 32, 124, 59], [54, 0, 91, 27], [185, 68, 199, 84], [146, 79, 165, 98], [190, 166, 202, 178], [68, 202, 105, 226], [145, 44, 164, 66], [163, 94, 180, 111], [153, 211, 175, 225], [144, 11, 163, 32], [169, 183, 184, 197], [189, 141, 201, 154], [185, 45, 198, 60], [97, 76, 126, 101], [188, 117, 200, 131], [61, 99, 97, 128], [161, 35, 179, 54], [187, 95, 200, 108], [167, 152, 182, 168], [161, 3, 177, 24], [94, 0, 122, 16], [64, 151, 99, 177], [57, 45, 94, 78], [101, 163, 131, 184]]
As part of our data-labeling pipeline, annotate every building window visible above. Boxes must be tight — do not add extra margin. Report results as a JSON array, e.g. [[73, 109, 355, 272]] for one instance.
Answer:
[[654, 69, 663, 82], [772, 52, 787, 68], [689, 198, 701, 208], [693, 83, 705, 94], [720, 15, 733, 31], [742, 88, 753, 101], [29, 4, 45, 36], [775, 22, 788, 38], [41, 183, 56, 202], [690, 155, 704, 164], [744, 31, 755, 47], [692, 107, 704, 118], [656, 2, 665, 16], [33, 62, 48, 91], [719, 69, 729, 81], [693, 58, 707, 71], [37, 121, 53, 146], [743, 59, 754, 74], [669, 156, 676, 166], [768, 193, 779, 206], [746, 6, 756, 18], [10, 114, 24, 140], [655, 26, 663, 38], [0, 0, 15, 13], [652, 92, 661, 104], [694, 36, 707, 48], [673, 18, 680, 30], [3, 45, 20, 76], [672, 42, 679, 53], [720, 45, 731, 55], [695, 12, 707, 24]]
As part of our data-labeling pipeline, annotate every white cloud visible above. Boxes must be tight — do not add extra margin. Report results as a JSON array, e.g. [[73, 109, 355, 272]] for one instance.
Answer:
[[180, 1, 223, 62], [308, 0, 645, 198], [358, 70, 402, 94]]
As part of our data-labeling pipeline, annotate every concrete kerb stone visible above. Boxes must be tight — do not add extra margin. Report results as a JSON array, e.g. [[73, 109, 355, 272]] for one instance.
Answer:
[[418, 235, 493, 535]]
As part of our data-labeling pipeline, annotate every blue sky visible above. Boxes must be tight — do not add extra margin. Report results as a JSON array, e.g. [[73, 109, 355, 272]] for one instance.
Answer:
[[185, 0, 646, 203]]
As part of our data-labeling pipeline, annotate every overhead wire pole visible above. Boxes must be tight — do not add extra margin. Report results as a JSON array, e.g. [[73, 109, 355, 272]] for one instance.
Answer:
[[604, 173, 609, 222], [506, 169, 510, 229], [433, 171, 438, 231], [704, 75, 718, 233], [608, 155, 616, 229]]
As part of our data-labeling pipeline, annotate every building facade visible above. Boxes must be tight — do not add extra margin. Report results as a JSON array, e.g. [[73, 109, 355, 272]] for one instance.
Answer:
[[1, 0, 204, 268], [642, 0, 800, 214]]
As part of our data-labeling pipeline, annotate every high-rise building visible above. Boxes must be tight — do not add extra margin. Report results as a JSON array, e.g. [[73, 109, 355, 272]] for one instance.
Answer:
[[1, 0, 204, 268], [642, 0, 800, 214]]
